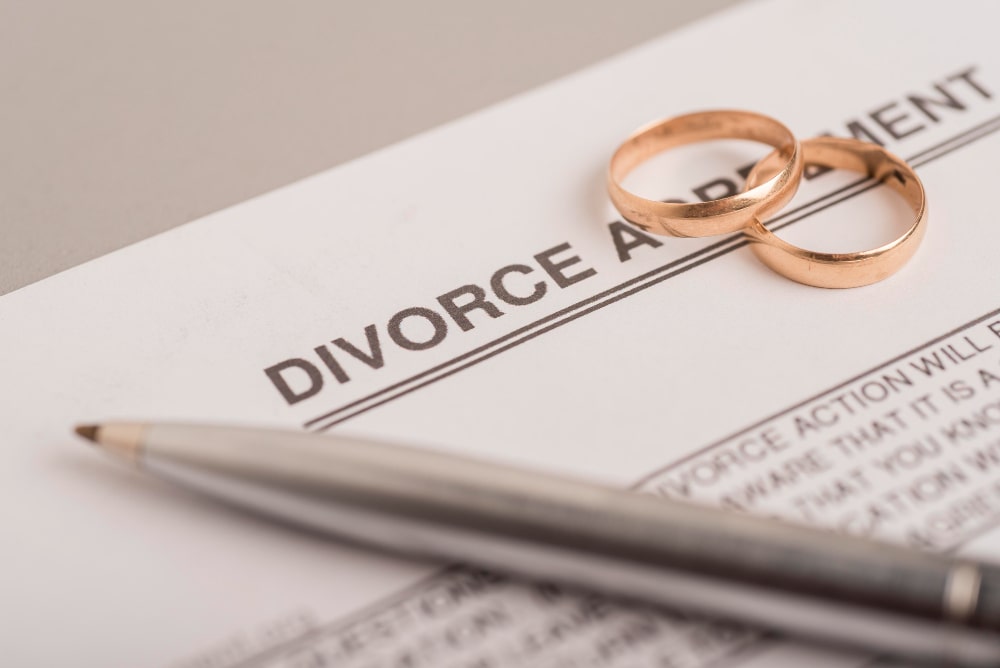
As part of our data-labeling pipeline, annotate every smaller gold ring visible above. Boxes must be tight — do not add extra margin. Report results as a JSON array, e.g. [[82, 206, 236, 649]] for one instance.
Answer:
[[743, 137, 927, 289], [608, 110, 803, 237]]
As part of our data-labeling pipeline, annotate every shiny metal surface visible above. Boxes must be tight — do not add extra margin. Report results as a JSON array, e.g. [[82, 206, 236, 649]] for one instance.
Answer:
[[607, 110, 803, 237], [743, 136, 928, 288], [107, 423, 1000, 664]]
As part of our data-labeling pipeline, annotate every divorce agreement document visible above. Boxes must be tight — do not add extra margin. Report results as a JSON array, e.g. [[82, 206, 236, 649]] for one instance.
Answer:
[[7, 1, 1000, 665]]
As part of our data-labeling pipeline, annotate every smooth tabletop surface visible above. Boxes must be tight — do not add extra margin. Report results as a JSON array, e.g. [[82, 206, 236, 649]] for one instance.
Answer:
[[1, 0, 741, 296]]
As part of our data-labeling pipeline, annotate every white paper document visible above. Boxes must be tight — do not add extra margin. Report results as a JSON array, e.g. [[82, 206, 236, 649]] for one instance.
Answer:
[[7, 1, 1000, 665]]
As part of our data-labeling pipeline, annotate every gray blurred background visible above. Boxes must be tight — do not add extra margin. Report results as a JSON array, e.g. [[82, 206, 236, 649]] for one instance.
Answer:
[[1, 0, 742, 295]]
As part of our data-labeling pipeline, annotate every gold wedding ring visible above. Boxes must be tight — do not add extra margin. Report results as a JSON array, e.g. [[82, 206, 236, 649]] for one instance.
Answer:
[[743, 137, 927, 289], [608, 110, 803, 237]]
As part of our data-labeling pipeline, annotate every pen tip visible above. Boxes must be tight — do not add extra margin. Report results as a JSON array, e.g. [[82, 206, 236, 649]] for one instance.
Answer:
[[74, 422, 146, 465], [75, 424, 99, 443]]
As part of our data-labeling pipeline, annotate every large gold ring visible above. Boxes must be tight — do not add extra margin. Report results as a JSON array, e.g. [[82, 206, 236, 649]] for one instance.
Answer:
[[608, 110, 803, 237], [743, 137, 927, 289]]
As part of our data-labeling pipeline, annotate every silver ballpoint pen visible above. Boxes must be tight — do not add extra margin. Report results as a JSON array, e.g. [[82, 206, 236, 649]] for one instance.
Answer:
[[76, 421, 1000, 665]]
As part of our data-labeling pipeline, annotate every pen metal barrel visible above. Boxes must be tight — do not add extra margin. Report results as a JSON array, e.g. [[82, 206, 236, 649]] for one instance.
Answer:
[[101, 423, 1000, 665]]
